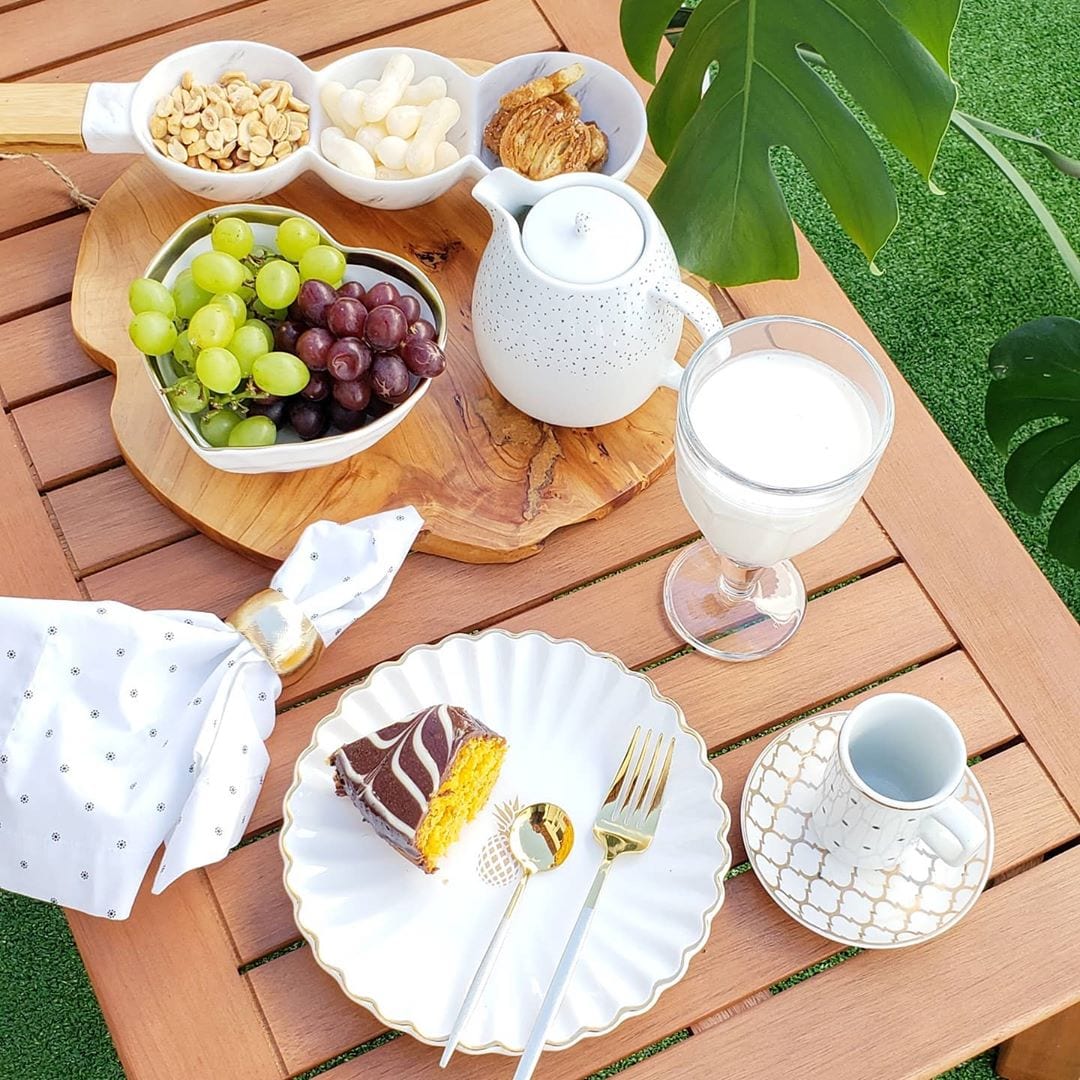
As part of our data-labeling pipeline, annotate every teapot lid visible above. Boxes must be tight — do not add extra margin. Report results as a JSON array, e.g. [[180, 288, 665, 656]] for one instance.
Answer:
[[521, 186, 645, 284]]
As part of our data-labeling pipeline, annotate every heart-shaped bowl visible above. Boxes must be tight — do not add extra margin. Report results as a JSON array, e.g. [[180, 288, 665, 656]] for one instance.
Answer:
[[139, 204, 446, 474], [85, 43, 647, 209]]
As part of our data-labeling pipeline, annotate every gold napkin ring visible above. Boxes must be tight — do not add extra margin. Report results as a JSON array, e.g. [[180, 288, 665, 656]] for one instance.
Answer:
[[225, 589, 324, 686]]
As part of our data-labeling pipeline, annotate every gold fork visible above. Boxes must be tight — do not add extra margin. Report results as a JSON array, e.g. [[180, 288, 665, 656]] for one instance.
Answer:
[[511, 726, 675, 1080]]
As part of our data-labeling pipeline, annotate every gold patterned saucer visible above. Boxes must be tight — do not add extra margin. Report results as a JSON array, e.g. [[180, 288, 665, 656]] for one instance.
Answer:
[[741, 712, 994, 950]]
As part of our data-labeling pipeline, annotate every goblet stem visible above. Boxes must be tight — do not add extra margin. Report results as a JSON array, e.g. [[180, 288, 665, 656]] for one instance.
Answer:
[[717, 557, 764, 602]]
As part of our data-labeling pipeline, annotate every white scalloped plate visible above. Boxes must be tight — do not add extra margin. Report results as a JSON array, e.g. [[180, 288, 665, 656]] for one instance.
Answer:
[[280, 629, 731, 1054]]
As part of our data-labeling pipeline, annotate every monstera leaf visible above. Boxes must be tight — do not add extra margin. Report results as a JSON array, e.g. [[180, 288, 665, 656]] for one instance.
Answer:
[[620, 0, 961, 284], [986, 317, 1080, 570]]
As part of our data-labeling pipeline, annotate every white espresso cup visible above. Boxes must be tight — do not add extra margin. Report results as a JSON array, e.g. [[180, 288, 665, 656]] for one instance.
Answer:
[[810, 693, 987, 869]]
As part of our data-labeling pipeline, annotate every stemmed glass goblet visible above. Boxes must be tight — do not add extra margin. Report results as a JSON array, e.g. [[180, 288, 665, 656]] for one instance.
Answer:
[[663, 315, 895, 662]]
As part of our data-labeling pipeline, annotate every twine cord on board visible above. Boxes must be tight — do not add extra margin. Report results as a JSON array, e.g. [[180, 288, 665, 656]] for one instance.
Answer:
[[0, 151, 98, 209]]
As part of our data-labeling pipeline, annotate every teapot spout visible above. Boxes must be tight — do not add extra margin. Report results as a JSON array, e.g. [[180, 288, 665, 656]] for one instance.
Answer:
[[472, 167, 543, 229]]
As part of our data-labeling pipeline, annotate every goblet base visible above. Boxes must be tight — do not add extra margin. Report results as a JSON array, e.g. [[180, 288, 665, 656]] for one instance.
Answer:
[[663, 540, 806, 662]]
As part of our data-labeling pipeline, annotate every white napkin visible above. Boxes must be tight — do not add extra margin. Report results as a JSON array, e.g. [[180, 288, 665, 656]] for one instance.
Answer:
[[0, 507, 423, 919]]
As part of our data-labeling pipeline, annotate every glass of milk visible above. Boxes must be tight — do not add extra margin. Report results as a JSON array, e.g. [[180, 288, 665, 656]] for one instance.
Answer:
[[664, 315, 894, 661]]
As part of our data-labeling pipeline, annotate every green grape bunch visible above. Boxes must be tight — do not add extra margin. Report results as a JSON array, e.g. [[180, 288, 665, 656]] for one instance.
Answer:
[[125, 214, 347, 448]]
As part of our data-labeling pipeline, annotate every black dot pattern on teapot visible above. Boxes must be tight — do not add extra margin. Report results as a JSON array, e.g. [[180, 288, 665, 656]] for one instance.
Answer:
[[474, 229, 683, 379]]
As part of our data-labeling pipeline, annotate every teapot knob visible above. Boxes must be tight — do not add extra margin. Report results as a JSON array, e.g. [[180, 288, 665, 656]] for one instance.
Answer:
[[574, 211, 590, 236]]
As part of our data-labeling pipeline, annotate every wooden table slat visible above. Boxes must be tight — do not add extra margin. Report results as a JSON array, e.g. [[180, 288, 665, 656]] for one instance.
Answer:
[[0, 301, 100, 406], [79, 464, 700, 614], [83, 467, 695, 688], [0, 156, 130, 239], [47, 465, 195, 572], [497, 502, 896, 668], [85, 532, 265, 611], [0, 214, 83, 323], [254, 745, 1078, 1078], [11, 375, 120, 488], [247, 947, 385, 1076], [0, 409, 80, 598], [650, 564, 955, 753], [24, 0, 486, 85], [529, 0, 648, 93], [62, 465, 886, 642], [209, 834, 295, 964], [613, 846, 1080, 1080], [315, 0, 561, 67], [0, 0, 48, 14], [0, 0, 246, 80], [67, 857, 286, 1080], [82, 478, 897, 717], [310, 871, 836, 1080]]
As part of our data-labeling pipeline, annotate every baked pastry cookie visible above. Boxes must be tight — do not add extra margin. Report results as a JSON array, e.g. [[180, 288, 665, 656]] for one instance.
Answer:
[[483, 64, 608, 179]]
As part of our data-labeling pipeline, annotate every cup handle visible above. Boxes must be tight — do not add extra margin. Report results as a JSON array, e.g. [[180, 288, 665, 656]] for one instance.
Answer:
[[652, 278, 724, 392], [918, 798, 986, 867]]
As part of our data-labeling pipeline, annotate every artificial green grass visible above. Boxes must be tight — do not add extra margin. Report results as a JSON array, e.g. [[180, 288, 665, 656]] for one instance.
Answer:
[[2, 1, 1076, 1077], [0, 890, 122, 1079]]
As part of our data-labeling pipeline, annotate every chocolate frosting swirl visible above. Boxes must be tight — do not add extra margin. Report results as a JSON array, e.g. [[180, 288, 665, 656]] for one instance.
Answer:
[[330, 705, 500, 869]]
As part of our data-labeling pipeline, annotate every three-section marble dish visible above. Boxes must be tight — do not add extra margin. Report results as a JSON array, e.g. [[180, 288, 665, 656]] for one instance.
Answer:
[[81, 43, 647, 208]]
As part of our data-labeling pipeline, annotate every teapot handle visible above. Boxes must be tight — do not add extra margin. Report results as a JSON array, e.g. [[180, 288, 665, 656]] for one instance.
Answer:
[[652, 279, 724, 391]]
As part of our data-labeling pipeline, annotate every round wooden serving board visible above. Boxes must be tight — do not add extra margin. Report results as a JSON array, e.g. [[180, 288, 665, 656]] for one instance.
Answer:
[[72, 155, 709, 565]]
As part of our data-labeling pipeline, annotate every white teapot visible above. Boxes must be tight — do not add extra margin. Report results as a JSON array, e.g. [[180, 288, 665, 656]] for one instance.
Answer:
[[471, 168, 721, 428]]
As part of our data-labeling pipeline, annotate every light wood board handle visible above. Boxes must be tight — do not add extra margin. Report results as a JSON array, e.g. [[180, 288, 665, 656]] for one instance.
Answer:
[[0, 83, 89, 152]]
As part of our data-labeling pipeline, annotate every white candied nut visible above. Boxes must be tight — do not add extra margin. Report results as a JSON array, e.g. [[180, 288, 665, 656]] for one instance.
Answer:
[[405, 97, 461, 176], [354, 78, 379, 92], [385, 105, 423, 140], [340, 88, 367, 129], [321, 126, 376, 178], [376, 166, 413, 180], [320, 82, 352, 133], [363, 54, 415, 122], [356, 123, 387, 155], [375, 135, 410, 169], [401, 76, 447, 106], [434, 140, 460, 171]]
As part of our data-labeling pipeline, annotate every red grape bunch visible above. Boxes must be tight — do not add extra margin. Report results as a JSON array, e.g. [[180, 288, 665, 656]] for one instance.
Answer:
[[273, 277, 447, 440]]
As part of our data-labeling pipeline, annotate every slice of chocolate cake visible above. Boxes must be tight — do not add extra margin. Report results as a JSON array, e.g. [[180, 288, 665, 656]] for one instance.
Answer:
[[330, 705, 507, 873]]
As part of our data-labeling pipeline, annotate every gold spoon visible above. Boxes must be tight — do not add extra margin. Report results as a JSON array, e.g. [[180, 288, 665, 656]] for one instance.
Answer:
[[440, 801, 574, 1067]]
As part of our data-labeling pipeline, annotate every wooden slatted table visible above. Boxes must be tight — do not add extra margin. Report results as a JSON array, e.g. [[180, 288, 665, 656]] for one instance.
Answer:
[[3, 1, 1080, 1078]]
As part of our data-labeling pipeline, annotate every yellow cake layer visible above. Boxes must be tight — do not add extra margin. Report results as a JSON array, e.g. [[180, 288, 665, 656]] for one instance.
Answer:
[[415, 735, 507, 867]]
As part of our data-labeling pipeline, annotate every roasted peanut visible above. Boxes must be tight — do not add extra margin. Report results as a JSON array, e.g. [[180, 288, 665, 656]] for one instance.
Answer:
[[149, 70, 308, 172]]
